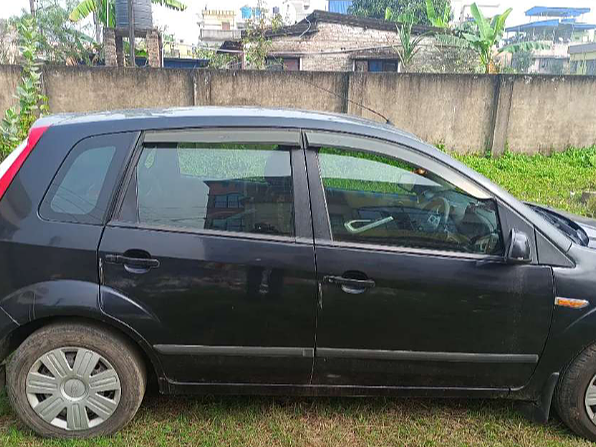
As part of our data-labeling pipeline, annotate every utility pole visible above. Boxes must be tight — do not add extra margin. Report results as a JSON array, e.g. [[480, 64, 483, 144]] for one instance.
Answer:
[[29, 0, 36, 17], [128, 0, 136, 66]]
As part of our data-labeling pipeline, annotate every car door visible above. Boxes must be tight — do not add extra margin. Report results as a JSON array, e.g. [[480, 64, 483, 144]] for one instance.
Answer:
[[305, 131, 554, 389], [99, 128, 318, 385]]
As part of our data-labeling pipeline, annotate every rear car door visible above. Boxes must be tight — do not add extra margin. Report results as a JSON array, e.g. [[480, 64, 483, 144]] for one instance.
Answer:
[[0, 130, 139, 324], [99, 128, 318, 385], [305, 131, 555, 389]]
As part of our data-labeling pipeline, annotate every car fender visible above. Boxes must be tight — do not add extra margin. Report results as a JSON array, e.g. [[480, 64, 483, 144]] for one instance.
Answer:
[[0, 280, 167, 386]]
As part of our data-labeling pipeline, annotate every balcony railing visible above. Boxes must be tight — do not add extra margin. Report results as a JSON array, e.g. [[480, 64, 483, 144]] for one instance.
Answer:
[[200, 29, 241, 41]]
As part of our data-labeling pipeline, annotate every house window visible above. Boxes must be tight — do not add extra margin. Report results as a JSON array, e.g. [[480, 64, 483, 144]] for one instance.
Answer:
[[266, 57, 300, 71], [222, 22, 231, 31], [354, 59, 399, 72], [368, 59, 399, 72]]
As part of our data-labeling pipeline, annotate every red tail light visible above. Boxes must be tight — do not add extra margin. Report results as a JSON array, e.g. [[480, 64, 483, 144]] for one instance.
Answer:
[[0, 125, 48, 202]]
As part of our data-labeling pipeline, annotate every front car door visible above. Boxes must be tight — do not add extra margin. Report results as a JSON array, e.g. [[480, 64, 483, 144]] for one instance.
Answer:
[[99, 128, 317, 385], [305, 131, 554, 390]]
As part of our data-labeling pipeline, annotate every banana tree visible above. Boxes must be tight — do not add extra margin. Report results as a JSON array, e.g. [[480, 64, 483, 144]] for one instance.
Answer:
[[462, 3, 549, 73], [425, 0, 450, 29], [385, 8, 427, 72], [69, 0, 186, 42]]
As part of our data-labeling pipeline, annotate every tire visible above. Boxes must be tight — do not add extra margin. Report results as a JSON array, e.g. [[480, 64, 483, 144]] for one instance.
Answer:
[[555, 343, 596, 441], [6, 322, 146, 438]]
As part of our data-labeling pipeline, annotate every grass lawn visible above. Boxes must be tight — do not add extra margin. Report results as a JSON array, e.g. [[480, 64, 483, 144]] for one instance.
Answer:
[[0, 392, 592, 447], [1, 147, 596, 446], [455, 147, 596, 217]]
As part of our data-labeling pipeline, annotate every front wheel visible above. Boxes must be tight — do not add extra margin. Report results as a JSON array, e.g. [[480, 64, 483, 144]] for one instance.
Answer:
[[556, 343, 596, 441], [6, 322, 146, 438]]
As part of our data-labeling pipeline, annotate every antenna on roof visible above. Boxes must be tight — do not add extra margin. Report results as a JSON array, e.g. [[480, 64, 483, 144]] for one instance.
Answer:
[[295, 76, 393, 125]]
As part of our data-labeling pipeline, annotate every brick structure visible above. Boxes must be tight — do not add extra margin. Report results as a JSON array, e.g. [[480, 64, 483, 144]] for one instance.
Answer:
[[222, 11, 478, 73], [103, 27, 162, 67], [146, 29, 161, 67]]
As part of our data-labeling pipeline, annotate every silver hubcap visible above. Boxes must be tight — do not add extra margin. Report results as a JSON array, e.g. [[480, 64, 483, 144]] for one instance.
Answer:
[[26, 347, 121, 431], [585, 375, 596, 423]]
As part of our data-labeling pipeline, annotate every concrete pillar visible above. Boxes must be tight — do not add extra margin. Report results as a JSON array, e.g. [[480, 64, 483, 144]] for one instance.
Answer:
[[488, 75, 515, 157], [147, 30, 161, 67], [116, 36, 124, 67], [103, 27, 117, 67]]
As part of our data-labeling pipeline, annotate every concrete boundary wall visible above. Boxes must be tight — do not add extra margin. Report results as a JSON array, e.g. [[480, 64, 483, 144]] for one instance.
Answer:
[[1, 65, 595, 154]]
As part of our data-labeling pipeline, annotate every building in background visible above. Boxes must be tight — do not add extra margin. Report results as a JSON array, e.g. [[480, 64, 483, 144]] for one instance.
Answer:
[[163, 39, 195, 58], [569, 42, 596, 75], [278, 0, 312, 24], [221, 10, 477, 72], [451, 1, 500, 24], [198, 9, 241, 48], [505, 6, 596, 74]]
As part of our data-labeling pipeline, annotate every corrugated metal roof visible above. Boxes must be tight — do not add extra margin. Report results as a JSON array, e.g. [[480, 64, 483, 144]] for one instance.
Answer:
[[525, 6, 590, 18], [506, 19, 596, 32]]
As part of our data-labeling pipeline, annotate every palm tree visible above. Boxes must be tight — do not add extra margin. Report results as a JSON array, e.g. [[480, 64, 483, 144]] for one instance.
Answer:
[[69, 0, 186, 42]]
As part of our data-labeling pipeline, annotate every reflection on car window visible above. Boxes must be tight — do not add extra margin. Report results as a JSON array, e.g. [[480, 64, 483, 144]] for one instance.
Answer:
[[319, 148, 504, 255], [135, 143, 294, 236]]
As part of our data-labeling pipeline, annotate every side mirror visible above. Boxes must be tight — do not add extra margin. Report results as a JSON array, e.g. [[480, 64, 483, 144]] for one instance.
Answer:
[[506, 229, 532, 264]]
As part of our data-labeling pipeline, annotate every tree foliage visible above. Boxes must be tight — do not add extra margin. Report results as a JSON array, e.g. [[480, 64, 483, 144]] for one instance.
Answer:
[[0, 16, 49, 159], [34, 0, 98, 65], [385, 8, 426, 72], [69, 0, 187, 33], [349, 0, 451, 26], [0, 19, 19, 64], [242, 3, 282, 70], [425, 0, 450, 28], [196, 49, 238, 69], [461, 3, 550, 73]]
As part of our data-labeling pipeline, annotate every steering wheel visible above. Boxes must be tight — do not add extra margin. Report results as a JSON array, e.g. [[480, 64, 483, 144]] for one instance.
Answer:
[[421, 197, 450, 232]]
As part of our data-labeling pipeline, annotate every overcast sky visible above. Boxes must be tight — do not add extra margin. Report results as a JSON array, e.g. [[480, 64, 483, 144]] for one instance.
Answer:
[[1, 0, 595, 43]]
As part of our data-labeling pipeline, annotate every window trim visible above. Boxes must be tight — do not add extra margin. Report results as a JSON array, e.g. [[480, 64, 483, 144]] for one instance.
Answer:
[[305, 131, 507, 259], [109, 128, 311, 243], [39, 131, 140, 226]]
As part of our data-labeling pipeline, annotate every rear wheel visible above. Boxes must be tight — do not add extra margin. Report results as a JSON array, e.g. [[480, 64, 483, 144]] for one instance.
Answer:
[[7, 322, 146, 438], [556, 343, 596, 441]]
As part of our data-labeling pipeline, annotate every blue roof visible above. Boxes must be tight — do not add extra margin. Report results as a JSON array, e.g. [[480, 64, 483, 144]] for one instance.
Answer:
[[525, 6, 590, 18], [506, 18, 596, 32], [328, 0, 352, 14]]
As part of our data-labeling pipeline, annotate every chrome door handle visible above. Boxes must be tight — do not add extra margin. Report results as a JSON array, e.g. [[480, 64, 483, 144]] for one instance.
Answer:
[[323, 275, 376, 294], [105, 254, 160, 268]]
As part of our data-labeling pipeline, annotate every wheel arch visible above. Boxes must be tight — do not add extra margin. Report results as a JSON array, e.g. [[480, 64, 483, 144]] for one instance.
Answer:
[[0, 314, 168, 393]]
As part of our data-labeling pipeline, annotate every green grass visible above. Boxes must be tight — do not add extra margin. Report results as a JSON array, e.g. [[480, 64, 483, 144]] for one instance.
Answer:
[[2, 147, 596, 446], [0, 391, 593, 447], [455, 147, 596, 217]]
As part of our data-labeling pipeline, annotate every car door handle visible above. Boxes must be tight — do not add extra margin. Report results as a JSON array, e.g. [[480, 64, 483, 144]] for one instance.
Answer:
[[323, 275, 376, 294], [105, 254, 160, 269]]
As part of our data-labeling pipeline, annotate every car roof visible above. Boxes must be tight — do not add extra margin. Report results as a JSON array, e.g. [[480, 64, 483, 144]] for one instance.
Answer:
[[37, 106, 421, 143]]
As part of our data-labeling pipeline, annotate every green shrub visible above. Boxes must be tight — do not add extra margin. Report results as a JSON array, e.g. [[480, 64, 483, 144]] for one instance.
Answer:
[[0, 16, 49, 159]]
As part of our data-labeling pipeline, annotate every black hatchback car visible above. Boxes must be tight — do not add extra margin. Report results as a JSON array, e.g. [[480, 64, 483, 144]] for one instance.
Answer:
[[1, 107, 596, 440]]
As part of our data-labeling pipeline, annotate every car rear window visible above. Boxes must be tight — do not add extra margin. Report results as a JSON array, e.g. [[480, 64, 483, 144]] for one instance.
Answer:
[[123, 142, 295, 237], [40, 132, 137, 225]]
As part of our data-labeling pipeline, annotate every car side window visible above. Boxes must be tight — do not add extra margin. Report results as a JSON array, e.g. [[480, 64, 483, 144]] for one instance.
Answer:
[[129, 142, 295, 236], [318, 148, 504, 255], [40, 133, 136, 225]]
